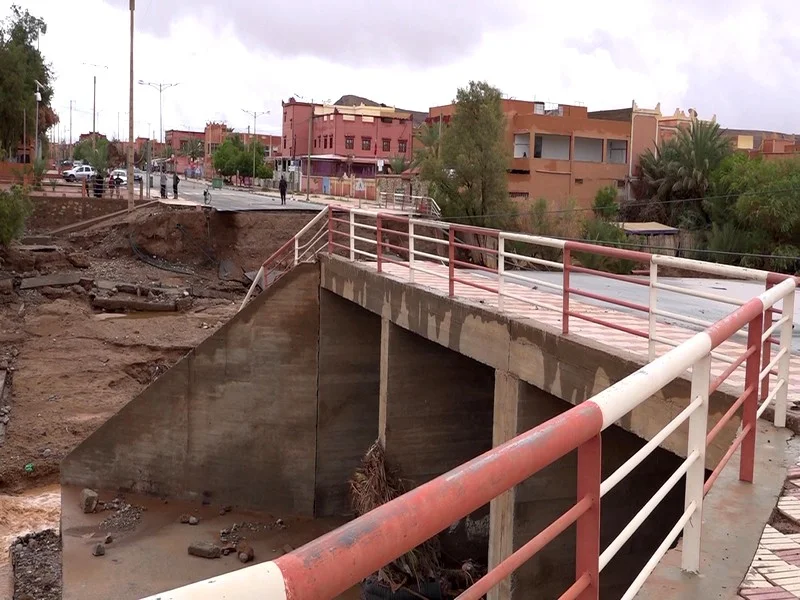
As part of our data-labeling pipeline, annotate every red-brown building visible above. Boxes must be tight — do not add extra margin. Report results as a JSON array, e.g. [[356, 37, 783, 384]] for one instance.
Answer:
[[281, 97, 416, 180]]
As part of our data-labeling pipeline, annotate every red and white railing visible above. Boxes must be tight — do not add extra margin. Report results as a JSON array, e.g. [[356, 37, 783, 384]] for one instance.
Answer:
[[379, 191, 442, 219], [205, 206, 799, 600]]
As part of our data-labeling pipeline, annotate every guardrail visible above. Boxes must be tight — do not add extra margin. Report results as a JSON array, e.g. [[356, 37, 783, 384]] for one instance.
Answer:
[[379, 191, 442, 219], [185, 205, 800, 600], [147, 275, 797, 600]]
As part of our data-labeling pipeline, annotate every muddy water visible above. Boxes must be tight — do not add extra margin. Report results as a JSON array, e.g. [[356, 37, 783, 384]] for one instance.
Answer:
[[0, 484, 61, 597]]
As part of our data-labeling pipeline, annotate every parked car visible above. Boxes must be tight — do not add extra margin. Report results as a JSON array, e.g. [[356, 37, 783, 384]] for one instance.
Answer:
[[62, 165, 97, 182], [133, 168, 144, 182]]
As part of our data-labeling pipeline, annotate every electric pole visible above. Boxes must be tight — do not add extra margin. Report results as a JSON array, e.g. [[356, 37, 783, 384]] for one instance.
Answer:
[[242, 109, 269, 184], [307, 110, 313, 201], [127, 0, 135, 209], [138, 80, 178, 144], [69, 100, 73, 158], [82, 63, 108, 150]]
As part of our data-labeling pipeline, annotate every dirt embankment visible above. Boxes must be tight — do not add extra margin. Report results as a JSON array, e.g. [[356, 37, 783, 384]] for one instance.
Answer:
[[0, 207, 316, 493]]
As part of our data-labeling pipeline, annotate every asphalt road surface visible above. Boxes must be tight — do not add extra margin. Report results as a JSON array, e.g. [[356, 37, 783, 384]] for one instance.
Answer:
[[171, 178, 325, 212]]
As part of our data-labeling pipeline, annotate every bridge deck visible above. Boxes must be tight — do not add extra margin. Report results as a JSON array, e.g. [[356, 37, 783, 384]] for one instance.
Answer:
[[368, 260, 799, 420]]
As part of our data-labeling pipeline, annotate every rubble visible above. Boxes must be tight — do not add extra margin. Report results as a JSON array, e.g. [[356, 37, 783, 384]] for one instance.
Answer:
[[188, 541, 221, 559], [236, 542, 255, 564], [219, 520, 283, 546], [98, 497, 144, 532], [10, 529, 61, 600], [19, 273, 82, 290], [92, 543, 105, 557], [188, 516, 199, 526], [80, 488, 99, 513]]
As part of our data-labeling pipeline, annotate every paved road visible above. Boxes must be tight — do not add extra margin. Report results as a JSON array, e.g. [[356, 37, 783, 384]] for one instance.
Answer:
[[171, 178, 325, 212], [477, 271, 800, 351]]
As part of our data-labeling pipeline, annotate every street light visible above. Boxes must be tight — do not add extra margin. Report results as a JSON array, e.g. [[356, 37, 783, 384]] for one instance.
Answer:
[[138, 80, 178, 144], [242, 109, 270, 184], [33, 80, 47, 161], [81, 62, 108, 149]]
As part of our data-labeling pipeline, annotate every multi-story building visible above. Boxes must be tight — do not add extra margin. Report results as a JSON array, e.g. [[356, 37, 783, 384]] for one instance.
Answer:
[[281, 97, 417, 182]]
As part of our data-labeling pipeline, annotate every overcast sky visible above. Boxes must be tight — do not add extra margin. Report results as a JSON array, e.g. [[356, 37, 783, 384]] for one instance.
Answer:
[[9, 0, 800, 144]]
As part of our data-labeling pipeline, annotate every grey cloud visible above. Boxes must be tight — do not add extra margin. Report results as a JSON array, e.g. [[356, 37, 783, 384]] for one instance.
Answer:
[[108, 0, 518, 67], [567, 30, 648, 72]]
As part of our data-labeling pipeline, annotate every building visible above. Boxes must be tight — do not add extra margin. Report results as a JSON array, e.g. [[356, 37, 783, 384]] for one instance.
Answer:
[[165, 124, 282, 177], [429, 100, 638, 208], [281, 96, 418, 185]]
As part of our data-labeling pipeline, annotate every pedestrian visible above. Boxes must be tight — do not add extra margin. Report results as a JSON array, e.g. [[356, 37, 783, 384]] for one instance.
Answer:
[[279, 175, 288, 205], [173, 172, 180, 199], [160, 170, 167, 199]]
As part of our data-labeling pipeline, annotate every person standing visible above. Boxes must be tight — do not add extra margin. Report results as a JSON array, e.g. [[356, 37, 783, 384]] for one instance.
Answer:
[[159, 170, 167, 199], [173, 172, 180, 199], [279, 175, 287, 205]]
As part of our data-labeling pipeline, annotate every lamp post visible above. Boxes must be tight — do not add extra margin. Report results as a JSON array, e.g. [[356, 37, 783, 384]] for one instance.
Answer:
[[33, 80, 47, 162], [127, 0, 135, 209], [82, 62, 108, 150], [138, 80, 178, 144], [242, 109, 269, 185]]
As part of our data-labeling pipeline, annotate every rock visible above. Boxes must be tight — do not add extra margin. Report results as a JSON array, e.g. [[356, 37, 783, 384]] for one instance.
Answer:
[[188, 516, 199, 526], [104, 534, 113, 544], [0, 279, 13, 294], [175, 296, 193, 312], [70, 284, 87, 295], [179, 514, 191, 524], [39, 286, 72, 299], [236, 542, 254, 563], [41, 448, 52, 458], [222, 505, 232, 513], [188, 541, 221, 559], [66, 253, 91, 269], [80, 488, 99, 513], [219, 508, 226, 516], [92, 543, 105, 556]]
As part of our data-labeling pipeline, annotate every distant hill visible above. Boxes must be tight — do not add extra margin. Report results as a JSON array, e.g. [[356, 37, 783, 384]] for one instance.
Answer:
[[333, 94, 428, 126]]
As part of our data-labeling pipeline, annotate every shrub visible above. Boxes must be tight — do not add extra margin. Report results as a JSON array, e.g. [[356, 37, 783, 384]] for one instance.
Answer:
[[577, 218, 635, 274], [0, 186, 32, 246], [592, 185, 619, 220]]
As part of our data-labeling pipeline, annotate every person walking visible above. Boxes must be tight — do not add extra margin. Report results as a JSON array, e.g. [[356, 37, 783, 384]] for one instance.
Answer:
[[279, 175, 288, 205], [173, 172, 180, 199], [159, 170, 167, 199]]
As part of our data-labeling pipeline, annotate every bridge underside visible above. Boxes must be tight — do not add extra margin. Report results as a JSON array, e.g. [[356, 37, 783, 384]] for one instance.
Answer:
[[61, 256, 757, 598]]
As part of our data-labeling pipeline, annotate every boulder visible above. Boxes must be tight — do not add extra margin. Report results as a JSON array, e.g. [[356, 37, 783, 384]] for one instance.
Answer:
[[80, 489, 99, 513], [188, 541, 221, 559]]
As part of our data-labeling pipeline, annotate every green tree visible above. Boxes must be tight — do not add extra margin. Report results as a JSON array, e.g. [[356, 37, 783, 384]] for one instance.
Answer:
[[592, 185, 619, 220], [634, 119, 732, 227], [388, 155, 408, 174], [0, 6, 57, 159], [0, 185, 32, 246], [212, 135, 245, 177], [419, 81, 512, 229], [73, 137, 112, 171], [179, 139, 204, 162], [412, 122, 440, 168]]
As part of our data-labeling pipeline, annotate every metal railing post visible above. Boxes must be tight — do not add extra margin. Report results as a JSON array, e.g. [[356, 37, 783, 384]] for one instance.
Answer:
[[325, 208, 333, 257], [376, 213, 383, 273], [408, 220, 415, 284], [681, 353, 710, 573], [349, 210, 355, 260], [648, 261, 658, 361], [740, 312, 764, 483], [563, 248, 571, 335], [448, 226, 455, 297], [498, 235, 505, 311], [776, 289, 795, 428], [576, 434, 601, 600], [760, 282, 775, 406]]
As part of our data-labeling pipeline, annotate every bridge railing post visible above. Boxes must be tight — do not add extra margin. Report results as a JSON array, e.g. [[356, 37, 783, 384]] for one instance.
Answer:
[[325, 208, 333, 257], [681, 353, 710, 573], [648, 261, 658, 361], [760, 281, 774, 408], [408, 220, 415, 284], [740, 312, 764, 483], [448, 226, 455, 297], [349, 210, 355, 260], [776, 287, 795, 427], [376, 213, 383, 273], [498, 234, 505, 311], [562, 248, 571, 334], [576, 434, 601, 600]]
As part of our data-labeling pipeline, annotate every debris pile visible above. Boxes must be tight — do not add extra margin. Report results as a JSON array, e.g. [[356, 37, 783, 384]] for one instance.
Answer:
[[10, 529, 61, 600], [97, 497, 145, 532]]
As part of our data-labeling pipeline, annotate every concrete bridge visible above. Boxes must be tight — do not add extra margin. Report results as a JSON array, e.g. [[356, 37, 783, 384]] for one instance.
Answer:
[[60, 207, 799, 599]]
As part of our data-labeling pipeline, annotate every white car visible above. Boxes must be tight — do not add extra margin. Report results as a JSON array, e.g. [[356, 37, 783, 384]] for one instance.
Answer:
[[110, 169, 128, 185], [63, 165, 97, 182]]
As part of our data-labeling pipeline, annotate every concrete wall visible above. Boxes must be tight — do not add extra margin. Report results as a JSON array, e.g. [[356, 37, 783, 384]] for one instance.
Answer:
[[314, 290, 382, 517], [61, 264, 322, 516], [319, 256, 741, 469]]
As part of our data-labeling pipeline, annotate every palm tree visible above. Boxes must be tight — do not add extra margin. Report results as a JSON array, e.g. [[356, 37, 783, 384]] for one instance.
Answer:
[[672, 119, 732, 198], [412, 122, 440, 168], [179, 139, 204, 162], [388, 155, 409, 174]]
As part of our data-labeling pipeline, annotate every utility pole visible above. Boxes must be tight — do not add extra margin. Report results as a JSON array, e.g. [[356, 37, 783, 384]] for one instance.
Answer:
[[82, 63, 108, 149], [127, 0, 135, 209], [307, 109, 313, 201], [242, 109, 269, 185], [69, 100, 73, 158], [138, 80, 178, 144]]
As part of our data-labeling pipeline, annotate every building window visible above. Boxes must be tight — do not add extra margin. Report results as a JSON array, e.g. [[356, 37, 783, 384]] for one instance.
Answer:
[[575, 178, 584, 185], [513, 133, 530, 158], [283, 111, 287, 122], [345, 136, 354, 150], [608, 140, 628, 164], [382, 138, 391, 152], [209, 143, 219, 155], [328, 135, 333, 149], [533, 134, 569, 160], [617, 179, 626, 188], [283, 136, 286, 149], [362, 137, 371, 151], [179, 140, 189, 152], [323, 136, 327, 149], [574, 137, 603, 162], [314, 139, 317, 148], [398, 139, 407, 153]]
